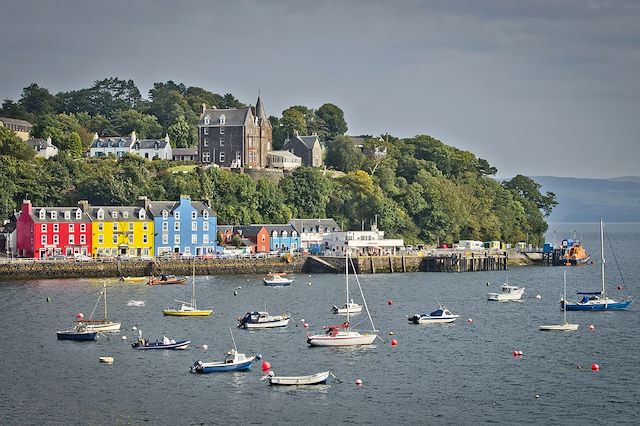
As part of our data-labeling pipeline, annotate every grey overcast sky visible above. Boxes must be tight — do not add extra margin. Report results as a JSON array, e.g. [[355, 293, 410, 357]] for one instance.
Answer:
[[1, 0, 639, 178]]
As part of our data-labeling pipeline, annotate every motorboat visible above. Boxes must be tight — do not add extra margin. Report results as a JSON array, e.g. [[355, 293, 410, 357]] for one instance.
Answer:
[[131, 333, 190, 350], [563, 220, 632, 311], [487, 281, 525, 301], [148, 275, 187, 285], [408, 304, 460, 324], [238, 311, 290, 329], [332, 299, 363, 315], [262, 370, 330, 386], [57, 323, 99, 341], [540, 271, 579, 331], [120, 276, 147, 283], [263, 273, 294, 286], [191, 349, 256, 373], [560, 241, 591, 266]]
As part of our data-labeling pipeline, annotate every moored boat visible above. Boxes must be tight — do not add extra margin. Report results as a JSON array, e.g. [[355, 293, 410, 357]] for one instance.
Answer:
[[262, 370, 330, 386], [238, 311, 291, 329], [57, 323, 99, 341], [487, 281, 525, 301], [131, 333, 190, 350], [540, 271, 579, 331], [120, 276, 148, 283], [408, 302, 460, 324], [191, 349, 256, 373], [163, 262, 213, 316], [148, 275, 187, 285], [263, 273, 294, 286], [560, 241, 591, 266], [332, 300, 363, 315], [75, 283, 121, 332]]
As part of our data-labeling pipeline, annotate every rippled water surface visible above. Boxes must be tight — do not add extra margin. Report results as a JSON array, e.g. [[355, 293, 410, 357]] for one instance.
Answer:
[[1, 223, 638, 425]]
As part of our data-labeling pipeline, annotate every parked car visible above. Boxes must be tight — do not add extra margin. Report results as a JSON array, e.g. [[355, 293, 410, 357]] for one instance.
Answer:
[[50, 254, 67, 261], [74, 254, 92, 262]]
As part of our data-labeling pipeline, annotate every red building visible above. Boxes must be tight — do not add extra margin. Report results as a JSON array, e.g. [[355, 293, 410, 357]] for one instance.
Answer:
[[16, 200, 92, 259]]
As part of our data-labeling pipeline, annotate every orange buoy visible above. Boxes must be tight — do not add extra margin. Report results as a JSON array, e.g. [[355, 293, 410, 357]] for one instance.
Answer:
[[391, 339, 398, 346], [261, 361, 271, 372], [591, 363, 600, 371]]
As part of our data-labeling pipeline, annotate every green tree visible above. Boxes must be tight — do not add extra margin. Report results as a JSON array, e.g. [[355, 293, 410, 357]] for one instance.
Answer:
[[281, 107, 307, 138], [0, 99, 30, 121], [279, 167, 333, 218], [18, 83, 58, 118], [316, 103, 347, 139], [0, 126, 35, 161], [325, 136, 365, 172], [503, 175, 557, 217], [64, 131, 84, 158], [112, 109, 163, 139], [168, 115, 194, 148]]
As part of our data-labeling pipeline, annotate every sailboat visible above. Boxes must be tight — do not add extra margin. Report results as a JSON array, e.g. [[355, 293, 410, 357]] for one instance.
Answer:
[[163, 261, 213, 316], [540, 271, 579, 331], [562, 219, 632, 311], [307, 253, 378, 346], [76, 283, 121, 332]]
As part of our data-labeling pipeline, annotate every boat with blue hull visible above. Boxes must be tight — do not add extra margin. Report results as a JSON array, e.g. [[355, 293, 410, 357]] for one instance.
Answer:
[[57, 323, 99, 341], [563, 220, 632, 312], [131, 333, 190, 350], [191, 349, 256, 373]]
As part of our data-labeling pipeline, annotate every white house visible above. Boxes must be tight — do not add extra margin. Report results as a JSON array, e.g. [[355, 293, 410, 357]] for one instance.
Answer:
[[131, 135, 172, 160], [89, 131, 172, 160], [267, 150, 302, 170], [26, 137, 58, 159], [322, 224, 404, 256], [289, 218, 341, 254]]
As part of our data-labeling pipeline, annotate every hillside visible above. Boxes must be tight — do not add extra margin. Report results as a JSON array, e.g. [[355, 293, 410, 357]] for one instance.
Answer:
[[532, 176, 640, 222]]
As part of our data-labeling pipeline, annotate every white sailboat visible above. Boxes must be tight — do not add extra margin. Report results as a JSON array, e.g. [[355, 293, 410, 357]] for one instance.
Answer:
[[307, 253, 378, 346], [78, 283, 121, 332], [163, 261, 213, 316], [540, 271, 579, 331]]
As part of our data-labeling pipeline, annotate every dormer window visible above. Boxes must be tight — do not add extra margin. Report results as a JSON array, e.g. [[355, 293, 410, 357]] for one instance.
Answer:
[[204, 115, 210, 125], [75, 209, 82, 219], [174, 211, 180, 220], [272, 231, 278, 238], [64, 211, 70, 220], [51, 211, 57, 220], [219, 114, 226, 124], [97, 141, 103, 148], [97, 208, 104, 220], [39, 209, 46, 220], [138, 208, 145, 220], [134, 142, 140, 150], [162, 210, 168, 219], [111, 211, 118, 219], [203, 210, 208, 219], [154, 142, 159, 150], [118, 141, 124, 147], [123, 211, 129, 219], [292, 231, 297, 237], [282, 231, 288, 238]]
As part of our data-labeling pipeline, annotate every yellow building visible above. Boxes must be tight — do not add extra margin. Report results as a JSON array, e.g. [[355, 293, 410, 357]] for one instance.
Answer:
[[88, 206, 154, 258]]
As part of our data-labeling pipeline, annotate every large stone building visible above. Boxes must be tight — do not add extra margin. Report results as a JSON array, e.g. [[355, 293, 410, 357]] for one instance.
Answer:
[[0, 117, 33, 141], [198, 96, 272, 169], [282, 133, 324, 167]]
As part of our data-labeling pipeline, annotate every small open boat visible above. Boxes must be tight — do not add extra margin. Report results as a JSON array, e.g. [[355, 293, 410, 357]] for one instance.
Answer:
[[131, 333, 190, 350], [262, 370, 330, 386], [57, 323, 99, 341], [148, 275, 187, 286], [487, 280, 525, 301], [332, 299, 363, 315], [263, 273, 294, 286], [408, 301, 460, 324], [238, 311, 290, 329], [120, 276, 148, 283]]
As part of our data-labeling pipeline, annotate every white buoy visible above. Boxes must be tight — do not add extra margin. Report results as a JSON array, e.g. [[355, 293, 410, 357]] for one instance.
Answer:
[[99, 356, 114, 364], [535, 294, 542, 300], [121, 335, 127, 340], [132, 326, 137, 331], [202, 344, 208, 350]]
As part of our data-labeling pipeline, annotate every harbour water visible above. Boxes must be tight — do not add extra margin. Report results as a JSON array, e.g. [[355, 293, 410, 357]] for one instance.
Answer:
[[1, 223, 638, 424]]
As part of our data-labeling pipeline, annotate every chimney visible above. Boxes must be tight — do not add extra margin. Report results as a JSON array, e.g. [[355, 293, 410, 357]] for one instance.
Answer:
[[46, 136, 52, 145], [165, 133, 170, 142], [21, 200, 32, 215], [137, 196, 150, 210], [202, 103, 206, 114], [77, 200, 90, 213], [131, 131, 137, 142], [93, 132, 99, 141]]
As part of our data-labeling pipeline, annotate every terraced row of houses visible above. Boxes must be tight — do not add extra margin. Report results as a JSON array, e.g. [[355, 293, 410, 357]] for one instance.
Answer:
[[4, 197, 341, 259]]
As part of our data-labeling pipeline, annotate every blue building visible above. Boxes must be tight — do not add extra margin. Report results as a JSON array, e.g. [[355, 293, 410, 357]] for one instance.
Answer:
[[141, 195, 217, 256], [259, 224, 301, 252]]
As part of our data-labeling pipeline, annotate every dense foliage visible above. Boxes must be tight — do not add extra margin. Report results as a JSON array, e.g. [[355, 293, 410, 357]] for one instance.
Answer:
[[0, 79, 556, 245]]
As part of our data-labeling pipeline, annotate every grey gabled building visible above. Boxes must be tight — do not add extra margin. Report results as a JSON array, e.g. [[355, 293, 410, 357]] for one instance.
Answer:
[[198, 96, 272, 169], [282, 134, 324, 167]]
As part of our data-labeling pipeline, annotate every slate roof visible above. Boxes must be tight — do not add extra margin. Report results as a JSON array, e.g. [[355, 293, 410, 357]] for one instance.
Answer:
[[173, 148, 198, 156], [198, 108, 251, 126], [234, 225, 266, 238], [144, 199, 215, 218], [255, 96, 267, 120], [290, 218, 341, 233], [132, 139, 170, 150], [0, 117, 33, 128], [254, 224, 297, 234], [90, 136, 133, 149], [283, 135, 321, 150], [26, 138, 53, 149], [85, 206, 149, 221], [30, 207, 90, 223], [267, 150, 301, 160]]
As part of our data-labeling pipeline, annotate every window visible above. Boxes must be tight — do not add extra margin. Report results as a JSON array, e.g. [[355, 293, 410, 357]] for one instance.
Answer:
[[272, 231, 278, 238], [97, 209, 104, 220], [192, 221, 197, 231], [174, 222, 180, 231], [53, 235, 59, 244], [41, 224, 46, 232], [113, 223, 118, 231], [80, 235, 86, 244], [219, 152, 225, 162], [191, 211, 197, 220], [41, 235, 47, 245], [128, 235, 133, 244], [219, 114, 226, 124], [192, 234, 197, 244], [282, 231, 288, 238], [39, 209, 46, 219], [203, 210, 208, 219], [203, 222, 209, 231], [261, 234, 266, 242], [123, 211, 129, 219], [53, 224, 59, 233], [162, 222, 168, 232], [51, 211, 57, 220], [202, 151, 210, 163], [174, 234, 180, 244], [69, 235, 75, 244], [220, 127, 224, 135], [203, 234, 209, 244], [80, 224, 86, 232], [203, 138, 209, 147], [162, 235, 168, 245], [204, 127, 209, 135], [204, 115, 210, 125], [128, 223, 133, 231], [111, 211, 118, 219], [220, 137, 224, 146], [162, 210, 168, 219], [143, 222, 148, 231], [143, 235, 148, 244], [64, 211, 70, 220], [174, 211, 180, 220], [69, 224, 74, 233], [112, 235, 117, 244], [138, 209, 145, 220], [98, 223, 104, 231]]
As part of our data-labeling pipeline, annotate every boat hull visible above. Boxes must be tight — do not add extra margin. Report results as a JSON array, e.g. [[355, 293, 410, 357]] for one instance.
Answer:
[[239, 318, 290, 329], [487, 289, 525, 301], [148, 278, 187, 286], [132, 340, 190, 350], [57, 331, 99, 341], [121, 277, 148, 283], [563, 300, 632, 311], [268, 371, 330, 385], [307, 332, 377, 346], [410, 315, 459, 324], [539, 323, 579, 331], [82, 321, 121, 332], [193, 358, 255, 373], [163, 310, 213, 316], [263, 279, 293, 286]]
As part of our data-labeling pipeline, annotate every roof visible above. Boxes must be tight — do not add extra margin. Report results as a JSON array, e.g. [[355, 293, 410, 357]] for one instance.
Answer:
[[235, 225, 266, 238], [133, 139, 170, 150], [290, 218, 341, 233], [85, 206, 148, 221], [90, 136, 133, 149], [26, 138, 54, 149], [255, 96, 267, 121], [173, 148, 198, 156], [283, 134, 320, 150], [348, 136, 366, 147], [217, 225, 234, 233], [30, 206, 90, 223], [0, 117, 33, 128], [198, 107, 251, 126], [252, 224, 296, 233], [267, 150, 302, 160], [146, 201, 178, 217]]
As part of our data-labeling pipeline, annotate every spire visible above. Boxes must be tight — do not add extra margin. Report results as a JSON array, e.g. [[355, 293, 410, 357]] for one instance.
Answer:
[[255, 94, 267, 121]]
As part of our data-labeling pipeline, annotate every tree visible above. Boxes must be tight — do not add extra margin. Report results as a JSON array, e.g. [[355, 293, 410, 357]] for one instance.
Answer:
[[112, 109, 163, 139], [64, 131, 84, 158], [231, 234, 243, 248], [168, 115, 194, 148], [0, 126, 35, 161], [316, 103, 347, 139], [18, 83, 57, 118], [146, 81, 196, 129], [281, 107, 307, 138], [503, 175, 557, 217], [0, 99, 29, 121], [325, 136, 365, 172], [279, 167, 333, 218]]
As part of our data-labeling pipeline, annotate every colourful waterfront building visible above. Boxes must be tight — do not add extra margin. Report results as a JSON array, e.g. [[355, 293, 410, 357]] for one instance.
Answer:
[[260, 224, 300, 252], [16, 200, 92, 259], [82, 202, 154, 258], [141, 195, 217, 256]]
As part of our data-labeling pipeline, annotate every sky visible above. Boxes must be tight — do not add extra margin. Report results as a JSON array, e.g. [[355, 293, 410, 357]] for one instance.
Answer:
[[1, 0, 639, 178]]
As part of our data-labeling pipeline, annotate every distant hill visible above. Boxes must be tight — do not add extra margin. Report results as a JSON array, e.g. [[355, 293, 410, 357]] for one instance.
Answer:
[[530, 176, 640, 222]]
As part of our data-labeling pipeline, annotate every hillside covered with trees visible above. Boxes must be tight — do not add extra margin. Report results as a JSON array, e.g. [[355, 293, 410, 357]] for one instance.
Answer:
[[0, 78, 556, 245]]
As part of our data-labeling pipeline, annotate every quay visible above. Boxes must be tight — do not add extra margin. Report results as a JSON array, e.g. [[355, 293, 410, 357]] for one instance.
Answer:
[[0, 252, 512, 282]]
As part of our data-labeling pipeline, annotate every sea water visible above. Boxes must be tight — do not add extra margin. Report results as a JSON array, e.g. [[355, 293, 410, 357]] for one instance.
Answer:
[[0, 223, 638, 424]]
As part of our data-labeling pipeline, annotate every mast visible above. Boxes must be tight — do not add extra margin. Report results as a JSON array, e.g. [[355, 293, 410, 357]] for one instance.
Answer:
[[345, 252, 350, 328], [563, 270, 567, 324], [600, 219, 605, 297], [103, 283, 108, 320], [350, 255, 378, 333], [192, 258, 196, 309]]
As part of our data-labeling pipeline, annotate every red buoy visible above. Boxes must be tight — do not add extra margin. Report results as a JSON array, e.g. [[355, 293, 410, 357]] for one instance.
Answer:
[[387, 300, 394, 305], [513, 351, 519, 357], [591, 363, 600, 371], [75, 312, 84, 319], [467, 318, 473, 324], [303, 322, 309, 328], [355, 378, 363, 385], [588, 324, 595, 332], [261, 361, 271, 372], [391, 339, 398, 346]]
